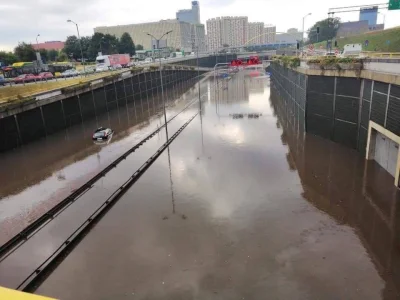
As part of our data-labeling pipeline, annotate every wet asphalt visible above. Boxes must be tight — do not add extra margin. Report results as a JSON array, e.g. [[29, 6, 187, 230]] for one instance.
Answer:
[[1, 72, 400, 299]]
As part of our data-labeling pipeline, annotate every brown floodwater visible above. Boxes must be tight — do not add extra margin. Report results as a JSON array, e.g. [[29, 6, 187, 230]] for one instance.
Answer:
[[1, 72, 400, 299]]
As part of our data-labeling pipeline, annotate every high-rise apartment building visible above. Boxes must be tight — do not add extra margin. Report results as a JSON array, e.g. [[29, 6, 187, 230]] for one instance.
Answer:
[[206, 16, 248, 51], [248, 22, 264, 45], [176, 1, 200, 24], [263, 25, 276, 44], [191, 24, 206, 52]]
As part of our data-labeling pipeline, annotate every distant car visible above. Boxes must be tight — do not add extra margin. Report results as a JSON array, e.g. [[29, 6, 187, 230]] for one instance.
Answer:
[[110, 64, 122, 70], [0, 76, 7, 86], [324, 52, 337, 57], [144, 57, 153, 63], [96, 65, 109, 72], [13, 74, 38, 84], [92, 127, 113, 141], [61, 69, 79, 78], [37, 72, 54, 81]]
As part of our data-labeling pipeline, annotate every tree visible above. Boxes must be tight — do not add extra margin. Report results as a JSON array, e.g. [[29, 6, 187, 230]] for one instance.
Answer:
[[64, 35, 92, 61], [88, 32, 106, 60], [38, 49, 48, 63], [102, 34, 119, 55], [136, 44, 144, 51], [118, 32, 135, 55], [48, 50, 59, 62], [14, 42, 36, 61], [0, 51, 18, 65], [307, 18, 341, 44], [64, 35, 81, 60], [57, 52, 69, 62]]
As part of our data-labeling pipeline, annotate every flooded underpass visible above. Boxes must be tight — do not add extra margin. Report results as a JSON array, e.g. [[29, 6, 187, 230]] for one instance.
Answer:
[[1, 71, 400, 299]]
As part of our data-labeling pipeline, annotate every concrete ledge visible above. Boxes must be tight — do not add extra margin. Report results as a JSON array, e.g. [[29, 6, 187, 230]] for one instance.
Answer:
[[296, 67, 400, 85]]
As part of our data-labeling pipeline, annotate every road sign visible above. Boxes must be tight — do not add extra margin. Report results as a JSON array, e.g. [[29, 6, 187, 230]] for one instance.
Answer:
[[389, 0, 400, 10]]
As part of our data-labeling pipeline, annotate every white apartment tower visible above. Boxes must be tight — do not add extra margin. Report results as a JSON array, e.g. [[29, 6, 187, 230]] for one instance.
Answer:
[[248, 22, 264, 45], [206, 16, 248, 51], [263, 25, 276, 44]]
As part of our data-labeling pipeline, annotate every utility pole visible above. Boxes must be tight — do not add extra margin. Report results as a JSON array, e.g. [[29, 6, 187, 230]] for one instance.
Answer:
[[302, 13, 312, 54], [145, 31, 173, 127], [67, 19, 86, 74]]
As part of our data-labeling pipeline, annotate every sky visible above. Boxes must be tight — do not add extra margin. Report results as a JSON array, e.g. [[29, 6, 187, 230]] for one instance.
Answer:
[[1, 0, 399, 51]]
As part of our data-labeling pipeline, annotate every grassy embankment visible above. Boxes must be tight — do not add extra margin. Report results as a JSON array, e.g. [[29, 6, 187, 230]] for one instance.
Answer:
[[312, 26, 400, 52], [0, 71, 121, 105]]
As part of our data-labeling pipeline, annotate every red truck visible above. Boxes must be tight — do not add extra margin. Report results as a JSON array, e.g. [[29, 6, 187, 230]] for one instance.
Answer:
[[95, 54, 130, 71]]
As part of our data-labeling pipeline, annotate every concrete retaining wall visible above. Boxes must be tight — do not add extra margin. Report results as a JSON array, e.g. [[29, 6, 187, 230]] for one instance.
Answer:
[[172, 54, 237, 68], [271, 62, 400, 155], [0, 70, 201, 152]]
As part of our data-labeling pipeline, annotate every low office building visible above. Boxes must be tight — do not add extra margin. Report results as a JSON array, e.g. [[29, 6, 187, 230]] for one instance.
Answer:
[[94, 20, 193, 52]]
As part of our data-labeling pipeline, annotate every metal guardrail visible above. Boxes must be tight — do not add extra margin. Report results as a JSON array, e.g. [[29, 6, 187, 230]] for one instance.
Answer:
[[361, 51, 400, 58]]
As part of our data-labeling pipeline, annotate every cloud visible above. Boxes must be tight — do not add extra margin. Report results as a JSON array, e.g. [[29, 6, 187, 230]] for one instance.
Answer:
[[1, 0, 399, 51]]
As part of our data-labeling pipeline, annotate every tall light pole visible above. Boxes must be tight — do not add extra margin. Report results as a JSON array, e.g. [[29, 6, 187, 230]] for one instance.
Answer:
[[302, 13, 312, 54], [67, 19, 86, 74], [35, 34, 42, 70], [145, 30, 173, 127], [378, 12, 386, 29], [99, 37, 105, 54]]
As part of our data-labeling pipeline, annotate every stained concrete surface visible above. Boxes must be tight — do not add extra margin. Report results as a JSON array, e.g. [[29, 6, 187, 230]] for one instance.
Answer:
[[20, 74, 400, 299]]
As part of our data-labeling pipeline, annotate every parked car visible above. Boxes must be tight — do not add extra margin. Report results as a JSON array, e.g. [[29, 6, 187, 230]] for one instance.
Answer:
[[13, 74, 38, 84], [37, 72, 54, 81], [0, 75, 7, 86], [92, 127, 113, 141], [96, 65, 110, 72], [110, 64, 122, 70], [61, 69, 79, 78]]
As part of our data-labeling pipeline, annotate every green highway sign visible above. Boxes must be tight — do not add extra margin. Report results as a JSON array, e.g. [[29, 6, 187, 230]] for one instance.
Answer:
[[389, 0, 400, 10]]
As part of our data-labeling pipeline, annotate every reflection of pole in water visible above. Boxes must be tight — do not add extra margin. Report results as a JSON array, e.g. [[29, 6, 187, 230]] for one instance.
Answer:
[[167, 145, 175, 214], [200, 109, 204, 152]]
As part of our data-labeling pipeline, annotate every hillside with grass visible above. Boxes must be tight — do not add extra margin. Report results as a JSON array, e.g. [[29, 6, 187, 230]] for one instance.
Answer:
[[312, 26, 400, 52]]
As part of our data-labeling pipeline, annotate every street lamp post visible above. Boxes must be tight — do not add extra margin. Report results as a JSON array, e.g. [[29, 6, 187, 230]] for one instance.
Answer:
[[145, 30, 173, 127], [35, 34, 43, 70], [67, 19, 86, 74], [302, 13, 312, 54], [378, 12, 386, 29], [99, 37, 105, 54]]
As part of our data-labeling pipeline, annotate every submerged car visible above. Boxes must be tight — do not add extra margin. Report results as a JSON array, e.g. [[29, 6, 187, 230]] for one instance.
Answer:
[[92, 127, 113, 141]]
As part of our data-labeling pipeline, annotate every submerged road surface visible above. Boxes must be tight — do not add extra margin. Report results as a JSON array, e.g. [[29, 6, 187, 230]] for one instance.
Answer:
[[2, 72, 400, 299]]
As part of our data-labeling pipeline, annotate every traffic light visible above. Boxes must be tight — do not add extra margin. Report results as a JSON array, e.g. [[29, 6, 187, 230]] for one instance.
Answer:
[[317, 26, 320, 34], [334, 40, 338, 47], [297, 42, 300, 50]]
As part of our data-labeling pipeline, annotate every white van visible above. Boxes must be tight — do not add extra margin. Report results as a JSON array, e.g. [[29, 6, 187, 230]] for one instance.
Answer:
[[341, 44, 362, 57]]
